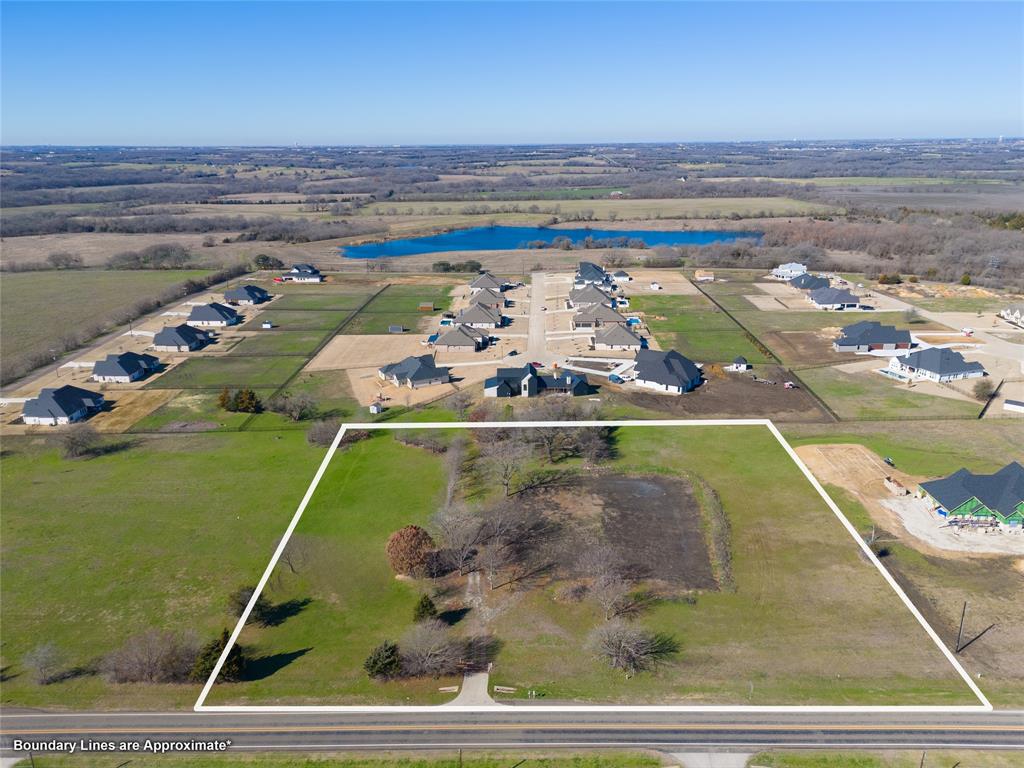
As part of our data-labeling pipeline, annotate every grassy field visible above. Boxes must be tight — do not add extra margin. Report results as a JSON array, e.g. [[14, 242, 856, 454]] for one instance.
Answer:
[[242, 310, 351, 331], [796, 365, 982, 421], [749, 751, 1024, 768], [342, 284, 455, 335], [360, 197, 835, 219], [270, 293, 374, 311], [228, 331, 333, 357], [629, 295, 772, 364], [146, 356, 307, 389], [0, 431, 326, 708], [129, 389, 277, 432], [0, 269, 212, 372], [207, 425, 973, 706]]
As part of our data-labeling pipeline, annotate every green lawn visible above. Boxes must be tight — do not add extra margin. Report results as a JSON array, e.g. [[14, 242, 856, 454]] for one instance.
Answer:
[[270, 293, 374, 311], [358, 284, 457, 314], [749, 751, 1024, 768], [241, 310, 350, 332], [892, 294, 1014, 313], [796, 365, 982, 421], [228, 331, 332, 357], [130, 389, 277, 433], [0, 269, 212, 375], [0, 431, 326, 709], [146, 356, 307, 389], [630, 295, 772, 363], [243, 371, 362, 431], [207, 425, 973, 707]]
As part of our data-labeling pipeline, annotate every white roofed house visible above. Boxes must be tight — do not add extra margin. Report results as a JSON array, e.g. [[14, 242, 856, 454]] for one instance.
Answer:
[[593, 324, 644, 351], [434, 324, 489, 352], [22, 385, 105, 426], [771, 262, 808, 280], [887, 348, 986, 383], [91, 352, 160, 383], [456, 304, 504, 329], [283, 264, 324, 283], [187, 302, 240, 327], [1000, 304, 1024, 327]]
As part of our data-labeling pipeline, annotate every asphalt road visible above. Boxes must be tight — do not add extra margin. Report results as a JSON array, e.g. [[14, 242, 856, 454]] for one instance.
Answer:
[[2, 710, 1023, 755]]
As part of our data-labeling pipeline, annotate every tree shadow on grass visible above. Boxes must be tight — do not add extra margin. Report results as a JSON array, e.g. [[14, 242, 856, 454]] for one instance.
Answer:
[[242, 647, 312, 681], [438, 606, 471, 626], [462, 634, 503, 672], [261, 597, 313, 627]]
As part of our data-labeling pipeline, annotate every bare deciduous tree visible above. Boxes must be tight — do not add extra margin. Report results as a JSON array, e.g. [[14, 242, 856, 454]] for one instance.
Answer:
[[587, 622, 679, 678], [399, 619, 461, 678], [481, 433, 531, 497], [102, 629, 199, 683], [23, 642, 64, 685], [432, 505, 485, 575]]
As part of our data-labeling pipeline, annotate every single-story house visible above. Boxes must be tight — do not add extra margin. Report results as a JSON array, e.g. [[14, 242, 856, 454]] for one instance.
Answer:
[[1004, 399, 1024, 414], [469, 287, 507, 311], [435, 324, 489, 352], [999, 304, 1024, 327], [224, 285, 271, 305], [833, 321, 912, 352], [693, 269, 715, 283], [771, 262, 808, 280], [469, 272, 508, 293], [187, 302, 240, 327], [789, 273, 831, 291], [484, 364, 588, 398], [568, 284, 613, 309], [378, 355, 450, 389], [887, 348, 986, 383], [22, 385, 105, 426], [282, 264, 324, 283], [725, 356, 751, 372], [576, 261, 611, 286], [153, 324, 210, 352], [572, 303, 627, 330], [456, 304, 504, 329], [612, 270, 632, 283], [92, 351, 160, 383], [593, 324, 643, 351], [808, 287, 864, 310], [919, 461, 1024, 528], [633, 349, 702, 394]]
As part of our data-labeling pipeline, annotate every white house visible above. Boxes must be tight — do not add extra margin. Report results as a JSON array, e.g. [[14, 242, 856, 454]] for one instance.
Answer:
[[1000, 304, 1024, 327], [633, 349, 702, 395], [282, 264, 324, 283], [22, 385, 105, 426], [187, 302, 240, 327], [771, 262, 808, 280], [91, 352, 160, 383], [808, 287, 864, 311], [593, 324, 643, 351], [887, 348, 986, 383], [456, 304, 504, 329]]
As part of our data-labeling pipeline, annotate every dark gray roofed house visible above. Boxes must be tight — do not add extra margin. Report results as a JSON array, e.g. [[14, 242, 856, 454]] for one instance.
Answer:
[[633, 349, 702, 394], [789, 273, 831, 291], [593, 324, 643, 350], [187, 302, 240, 327], [153, 324, 210, 352], [919, 462, 1024, 526], [484, 365, 588, 398], [576, 261, 611, 286], [378, 355, 450, 389], [572, 303, 627, 329], [833, 321, 912, 352], [92, 352, 160, 383], [224, 285, 271, 305], [887, 348, 986, 383], [568, 284, 613, 309], [435, 324, 488, 351], [22, 385, 105, 425], [808, 287, 862, 310]]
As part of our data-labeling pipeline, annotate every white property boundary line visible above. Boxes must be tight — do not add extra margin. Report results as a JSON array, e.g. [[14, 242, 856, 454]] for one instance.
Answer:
[[195, 418, 991, 713]]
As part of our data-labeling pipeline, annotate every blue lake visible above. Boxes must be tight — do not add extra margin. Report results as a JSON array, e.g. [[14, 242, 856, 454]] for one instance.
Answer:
[[339, 226, 760, 259]]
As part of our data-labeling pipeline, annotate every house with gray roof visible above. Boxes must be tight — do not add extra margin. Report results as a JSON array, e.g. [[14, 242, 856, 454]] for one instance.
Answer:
[[378, 355, 450, 389], [771, 262, 807, 280], [456, 304, 504, 328], [469, 272, 507, 293], [572, 303, 627, 330], [808, 287, 864, 310], [568, 284, 613, 309], [1000, 304, 1024, 327], [484, 364, 588, 398], [92, 352, 160, 383], [593, 324, 643, 351], [789, 273, 831, 291], [283, 264, 324, 283], [435, 324, 489, 351], [469, 287, 507, 311], [225, 285, 271, 305], [633, 349, 702, 394], [153, 324, 210, 352], [22, 385, 105, 426], [919, 462, 1024, 527], [887, 348, 986, 383], [575, 261, 611, 287], [187, 302, 240, 327], [834, 321, 913, 352]]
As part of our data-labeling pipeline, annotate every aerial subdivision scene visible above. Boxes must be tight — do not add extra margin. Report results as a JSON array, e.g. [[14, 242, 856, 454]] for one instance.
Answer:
[[0, 2, 1022, 768]]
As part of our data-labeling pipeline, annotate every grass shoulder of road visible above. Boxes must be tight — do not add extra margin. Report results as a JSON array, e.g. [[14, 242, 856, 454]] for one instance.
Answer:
[[13, 753, 665, 768], [0, 268, 213, 372], [749, 751, 1024, 768], [209, 425, 972, 707], [0, 430, 328, 709]]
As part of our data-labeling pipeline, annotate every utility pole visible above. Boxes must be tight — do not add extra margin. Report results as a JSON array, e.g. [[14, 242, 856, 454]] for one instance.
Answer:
[[956, 601, 967, 652]]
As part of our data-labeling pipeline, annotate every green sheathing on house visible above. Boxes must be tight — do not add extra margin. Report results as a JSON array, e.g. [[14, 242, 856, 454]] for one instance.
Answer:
[[923, 493, 1024, 525]]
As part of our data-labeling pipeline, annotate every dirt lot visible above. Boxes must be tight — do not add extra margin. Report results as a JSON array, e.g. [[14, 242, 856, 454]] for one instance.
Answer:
[[619, 268, 701, 296], [761, 328, 849, 368], [615, 365, 831, 422], [306, 334, 432, 371], [517, 473, 716, 590]]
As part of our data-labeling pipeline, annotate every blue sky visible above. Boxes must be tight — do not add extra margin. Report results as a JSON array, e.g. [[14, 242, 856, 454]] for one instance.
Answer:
[[1, 1, 1021, 145]]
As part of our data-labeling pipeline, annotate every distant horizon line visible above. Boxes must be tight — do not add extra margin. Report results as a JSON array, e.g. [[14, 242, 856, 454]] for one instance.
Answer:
[[2, 136, 1022, 151]]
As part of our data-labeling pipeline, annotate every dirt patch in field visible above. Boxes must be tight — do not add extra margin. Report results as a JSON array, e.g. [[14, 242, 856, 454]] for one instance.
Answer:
[[617, 365, 831, 422], [758, 329, 848, 367], [519, 473, 716, 590]]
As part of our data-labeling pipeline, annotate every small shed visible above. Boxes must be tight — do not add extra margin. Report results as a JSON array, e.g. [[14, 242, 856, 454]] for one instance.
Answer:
[[261, 320, 273, 330], [418, 302, 435, 312], [388, 325, 406, 334], [369, 402, 384, 414]]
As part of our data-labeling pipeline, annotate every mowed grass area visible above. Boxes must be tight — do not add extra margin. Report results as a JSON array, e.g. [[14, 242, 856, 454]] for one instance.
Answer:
[[629, 295, 772, 364], [343, 283, 456, 335], [361, 197, 836, 218], [129, 389, 276, 433], [206, 434, 456, 705], [797, 365, 982, 421], [228, 331, 333, 357], [887, 293, 1017, 313], [242, 310, 349, 331], [146, 356, 307, 389], [0, 431, 325, 708], [749, 751, 1024, 768], [209, 426, 972, 706], [0, 269, 212, 371]]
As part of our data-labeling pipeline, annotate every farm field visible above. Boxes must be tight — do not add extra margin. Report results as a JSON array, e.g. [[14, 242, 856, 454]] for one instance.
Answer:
[[207, 425, 973, 707], [0, 431, 326, 709], [0, 269, 212, 373]]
